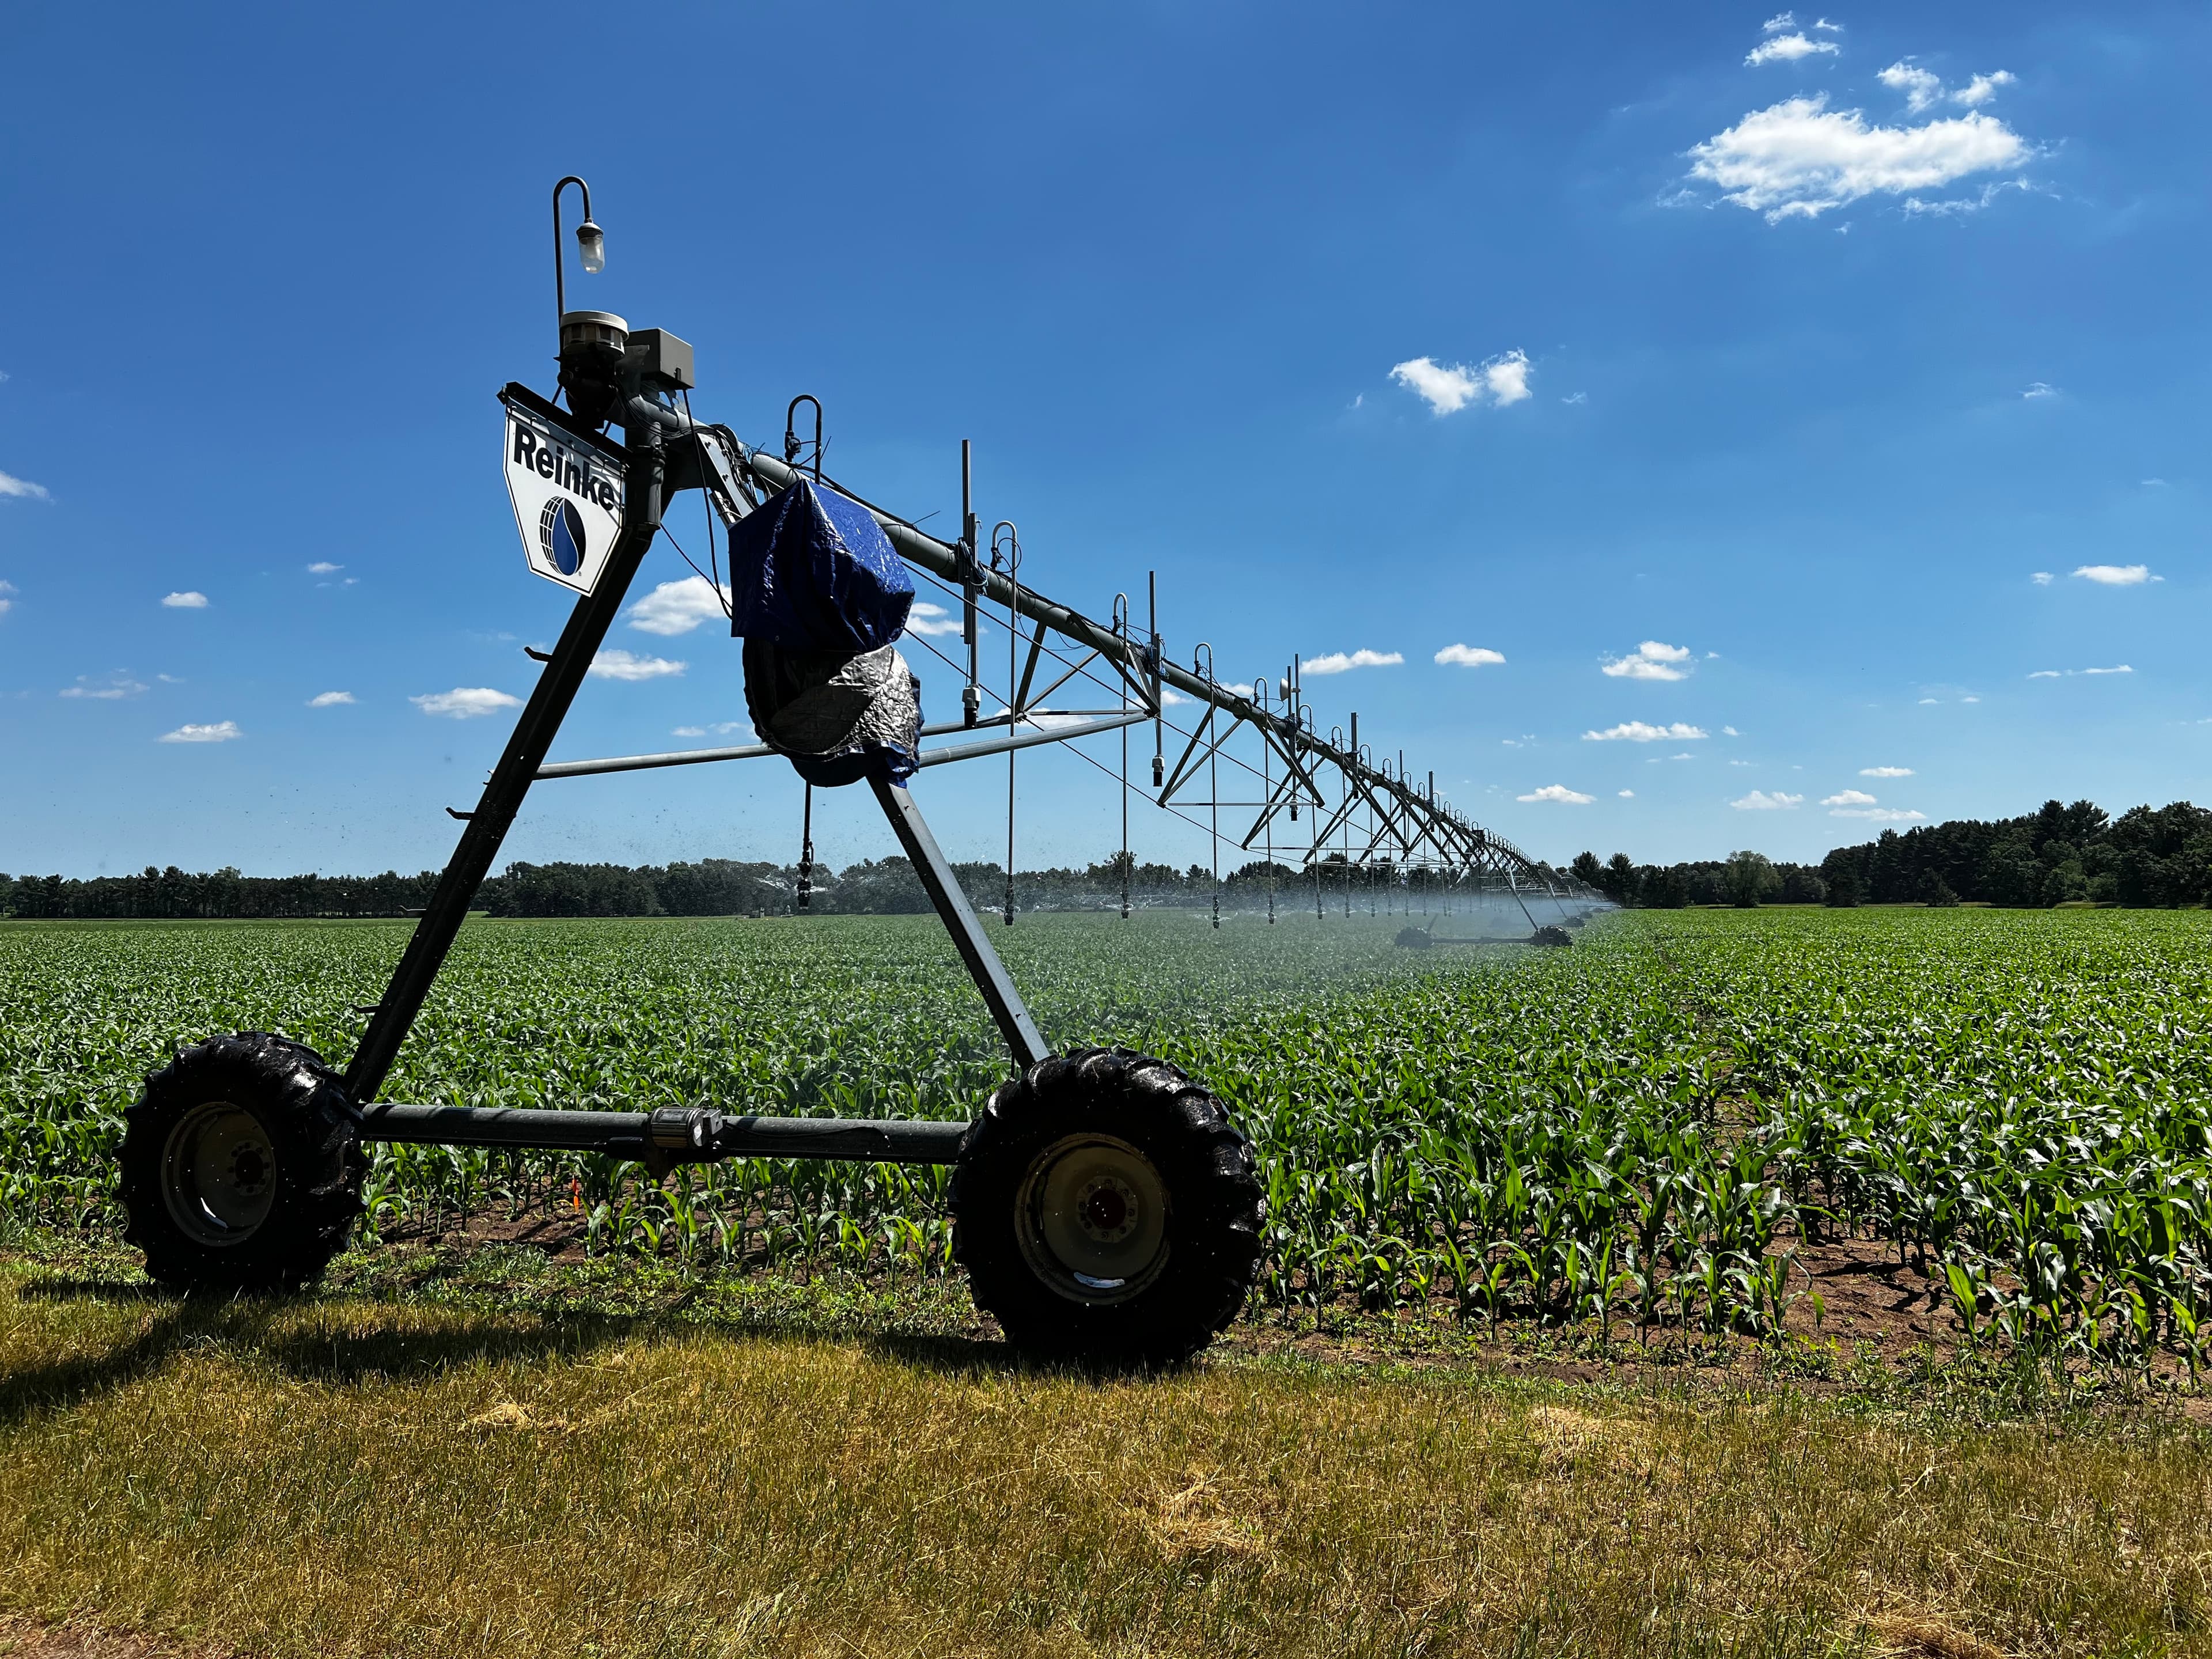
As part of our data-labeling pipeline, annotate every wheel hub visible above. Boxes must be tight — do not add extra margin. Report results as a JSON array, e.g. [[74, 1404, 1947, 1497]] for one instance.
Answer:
[[1075, 1175, 1138, 1243], [1015, 1133, 1171, 1304], [161, 1101, 278, 1248]]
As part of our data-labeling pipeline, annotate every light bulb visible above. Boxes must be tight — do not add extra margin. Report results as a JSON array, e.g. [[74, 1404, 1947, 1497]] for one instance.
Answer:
[[577, 219, 605, 274]]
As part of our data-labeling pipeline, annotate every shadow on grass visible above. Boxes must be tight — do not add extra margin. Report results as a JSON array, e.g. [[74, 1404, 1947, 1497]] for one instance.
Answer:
[[2, 1274, 1084, 1418], [3, 1277, 641, 1416], [861, 1327, 1204, 1385], [19, 1277, 170, 1304], [0, 1304, 199, 1429]]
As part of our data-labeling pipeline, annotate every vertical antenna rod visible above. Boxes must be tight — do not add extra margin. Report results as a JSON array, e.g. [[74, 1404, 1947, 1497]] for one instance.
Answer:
[[960, 440, 980, 728], [994, 522, 1021, 925], [1148, 571, 1163, 789], [1116, 594, 1132, 920], [1261, 677, 1276, 924]]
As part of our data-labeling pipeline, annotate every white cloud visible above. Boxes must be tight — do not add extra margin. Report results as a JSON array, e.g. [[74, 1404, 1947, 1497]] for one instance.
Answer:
[[1390, 357, 1479, 415], [1830, 806, 1928, 822], [1304, 649, 1403, 675], [1722, 725, 1741, 736], [307, 691, 355, 707], [61, 671, 145, 700], [672, 726, 706, 737], [2031, 664, 2135, 679], [1517, 784, 1595, 805], [1903, 179, 2035, 218], [1876, 62, 1943, 113], [161, 590, 209, 609], [1730, 789, 1804, 810], [1747, 32, 1839, 66], [1953, 71, 2017, 109], [1618, 789, 1634, 798], [2022, 382, 2056, 399], [1687, 96, 2031, 222], [1583, 721, 1708, 743], [1435, 643, 1506, 668], [1880, 62, 2016, 114], [1961, 695, 1980, 703], [589, 649, 686, 681], [2027, 670, 2061, 679], [2031, 571, 2054, 585], [0, 578, 13, 618], [1821, 789, 1877, 807], [2142, 478, 2168, 487], [307, 561, 343, 575], [1160, 687, 1190, 707], [412, 687, 522, 719], [672, 721, 751, 740], [1918, 696, 1939, 704], [624, 575, 731, 637], [907, 601, 963, 638], [1601, 641, 1694, 681], [2073, 564, 2155, 586], [1388, 350, 1533, 415], [1861, 766, 1914, 778], [0, 469, 50, 501], [1562, 391, 1588, 406], [2082, 665, 2133, 676], [158, 721, 241, 744], [1483, 351, 1532, 406], [1763, 12, 1843, 32]]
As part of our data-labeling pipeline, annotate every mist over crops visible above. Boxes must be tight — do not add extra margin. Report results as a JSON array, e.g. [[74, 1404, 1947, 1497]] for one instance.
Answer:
[[3, 906, 2209, 1365]]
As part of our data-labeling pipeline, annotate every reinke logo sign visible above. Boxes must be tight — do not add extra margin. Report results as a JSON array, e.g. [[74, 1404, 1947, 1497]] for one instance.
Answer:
[[502, 403, 626, 597]]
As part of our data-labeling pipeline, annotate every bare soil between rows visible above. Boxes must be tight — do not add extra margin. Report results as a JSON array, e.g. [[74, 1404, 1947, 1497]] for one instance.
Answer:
[[361, 1209, 2206, 1406]]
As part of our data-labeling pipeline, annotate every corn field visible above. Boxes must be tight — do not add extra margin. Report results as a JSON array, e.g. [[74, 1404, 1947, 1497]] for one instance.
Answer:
[[2, 906, 2207, 1365]]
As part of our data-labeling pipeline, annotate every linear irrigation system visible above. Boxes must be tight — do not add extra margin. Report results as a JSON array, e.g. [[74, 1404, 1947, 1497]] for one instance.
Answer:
[[532, 403, 1596, 935], [111, 177, 1604, 1367]]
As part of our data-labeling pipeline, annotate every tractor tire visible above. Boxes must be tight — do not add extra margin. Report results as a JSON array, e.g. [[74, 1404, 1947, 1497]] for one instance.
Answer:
[[951, 1047, 1264, 1367], [119, 1032, 366, 1294]]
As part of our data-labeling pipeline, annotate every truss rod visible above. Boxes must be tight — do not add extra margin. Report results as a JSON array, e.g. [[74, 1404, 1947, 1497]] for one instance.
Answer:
[[719, 444, 1553, 889]]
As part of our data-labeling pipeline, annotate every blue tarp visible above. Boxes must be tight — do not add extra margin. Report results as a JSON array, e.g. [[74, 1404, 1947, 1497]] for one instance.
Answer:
[[727, 478, 913, 654]]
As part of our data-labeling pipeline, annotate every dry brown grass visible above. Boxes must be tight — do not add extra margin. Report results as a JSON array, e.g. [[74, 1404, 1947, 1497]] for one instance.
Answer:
[[0, 1272, 2206, 1658]]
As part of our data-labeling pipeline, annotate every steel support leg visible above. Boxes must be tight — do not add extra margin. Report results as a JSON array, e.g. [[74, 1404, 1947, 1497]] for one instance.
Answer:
[[870, 772, 1048, 1070], [344, 426, 666, 1103]]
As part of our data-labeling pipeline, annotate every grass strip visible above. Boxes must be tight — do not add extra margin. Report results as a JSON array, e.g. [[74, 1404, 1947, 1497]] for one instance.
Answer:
[[1, 1264, 2206, 1658]]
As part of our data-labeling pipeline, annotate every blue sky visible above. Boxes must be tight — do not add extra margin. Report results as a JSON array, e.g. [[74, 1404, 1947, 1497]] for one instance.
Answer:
[[1, 2, 2206, 879]]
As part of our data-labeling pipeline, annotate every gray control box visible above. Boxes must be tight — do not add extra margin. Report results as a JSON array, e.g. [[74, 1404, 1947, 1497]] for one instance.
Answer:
[[625, 328, 695, 391]]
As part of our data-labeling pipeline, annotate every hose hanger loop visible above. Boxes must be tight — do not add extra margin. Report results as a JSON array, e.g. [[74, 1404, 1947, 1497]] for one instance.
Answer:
[[785, 395, 824, 482]]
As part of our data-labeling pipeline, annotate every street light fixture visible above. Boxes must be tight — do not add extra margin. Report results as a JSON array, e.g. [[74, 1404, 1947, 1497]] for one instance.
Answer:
[[552, 175, 604, 326]]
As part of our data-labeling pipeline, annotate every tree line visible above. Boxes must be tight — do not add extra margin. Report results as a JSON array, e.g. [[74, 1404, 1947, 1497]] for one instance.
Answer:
[[1569, 798, 2212, 910], [0, 853, 1494, 922], [45, 796, 2194, 921]]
